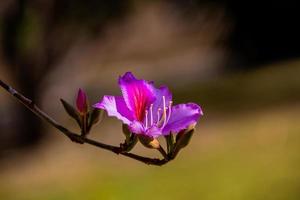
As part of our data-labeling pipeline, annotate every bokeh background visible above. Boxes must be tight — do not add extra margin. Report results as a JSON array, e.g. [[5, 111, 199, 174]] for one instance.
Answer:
[[1, 0, 300, 199]]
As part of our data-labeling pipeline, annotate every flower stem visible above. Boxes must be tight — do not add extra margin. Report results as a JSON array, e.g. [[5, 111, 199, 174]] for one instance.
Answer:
[[81, 114, 87, 136], [158, 145, 169, 161], [0, 79, 169, 166]]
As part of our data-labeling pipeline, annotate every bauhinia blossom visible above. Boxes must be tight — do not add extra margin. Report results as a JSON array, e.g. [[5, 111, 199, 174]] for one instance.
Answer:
[[93, 72, 203, 138]]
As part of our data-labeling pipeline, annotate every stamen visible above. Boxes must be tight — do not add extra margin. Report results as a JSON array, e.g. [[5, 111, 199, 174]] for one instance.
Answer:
[[150, 104, 153, 126], [162, 96, 167, 127], [145, 110, 148, 128], [157, 108, 161, 124], [167, 101, 173, 122], [163, 96, 166, 113]]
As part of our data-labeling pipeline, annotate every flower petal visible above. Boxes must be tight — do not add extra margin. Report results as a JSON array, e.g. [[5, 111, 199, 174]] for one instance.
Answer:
[[152, 86, 172, 123], [93, 95, 134, 125], [118, 72, 156, 121], [128, 122, 162, 138], [145, 125, 162, 138], [129, 120, 145, 134], [162, 103, 203, 134]]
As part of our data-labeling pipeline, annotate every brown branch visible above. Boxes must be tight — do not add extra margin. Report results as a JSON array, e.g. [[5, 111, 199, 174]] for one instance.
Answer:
[[0, 79, 169, 166]]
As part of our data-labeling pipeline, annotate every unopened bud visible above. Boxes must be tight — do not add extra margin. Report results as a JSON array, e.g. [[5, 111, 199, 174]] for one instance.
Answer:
[[76, 88, 88, 114], [138, 135, 160, 149], [171, 128, 195, 159]]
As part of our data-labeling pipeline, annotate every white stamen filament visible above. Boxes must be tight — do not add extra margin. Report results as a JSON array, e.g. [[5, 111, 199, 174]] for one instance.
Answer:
[[145, 110, 148, 128], [162, 96, 167, 127], [144, 97, 172, 129], [167, 101, 173, 122], [150, 104, 153, 126], [157, 108, 161, 124]]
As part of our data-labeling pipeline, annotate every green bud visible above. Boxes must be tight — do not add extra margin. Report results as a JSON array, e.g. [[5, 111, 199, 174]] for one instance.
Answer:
[[171, 128, 195, 159], [176, 129, 194, 149]]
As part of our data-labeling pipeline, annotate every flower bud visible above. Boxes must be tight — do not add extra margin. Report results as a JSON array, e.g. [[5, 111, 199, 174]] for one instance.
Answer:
[[170, 127, 195, 159], [175, 129, 194, 149], [76, 88, 88, 114], [138, 135, 160, 149]]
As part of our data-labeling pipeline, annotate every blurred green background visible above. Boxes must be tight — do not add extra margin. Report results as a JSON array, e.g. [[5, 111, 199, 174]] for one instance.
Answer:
[[1, 0, 300, 199]]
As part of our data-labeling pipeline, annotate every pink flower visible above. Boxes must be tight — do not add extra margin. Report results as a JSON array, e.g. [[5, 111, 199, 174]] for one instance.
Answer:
[[94, 72, 203, 138]]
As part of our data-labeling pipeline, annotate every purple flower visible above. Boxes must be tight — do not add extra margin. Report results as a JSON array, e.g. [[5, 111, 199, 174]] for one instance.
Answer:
[[94, 72, 203, 138], [76, 88, 88, 113]]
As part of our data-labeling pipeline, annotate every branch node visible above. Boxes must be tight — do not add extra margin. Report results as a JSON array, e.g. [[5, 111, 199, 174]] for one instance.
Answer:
[[68, 134, 84, 144]]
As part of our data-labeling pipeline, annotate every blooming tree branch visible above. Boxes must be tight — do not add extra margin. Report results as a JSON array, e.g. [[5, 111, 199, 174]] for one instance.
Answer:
[[0, 72, 202, 166], [0, 79, 168, 166]]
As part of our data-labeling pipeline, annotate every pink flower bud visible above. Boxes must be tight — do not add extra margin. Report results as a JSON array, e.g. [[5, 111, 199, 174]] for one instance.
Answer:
[[76, 88, 88, 114]]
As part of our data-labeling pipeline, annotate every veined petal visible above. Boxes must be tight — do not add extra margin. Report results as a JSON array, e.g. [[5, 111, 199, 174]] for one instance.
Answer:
[[162, 103, 203, 135], [129, 122, 162, 138], [145, 125, 162, 138], [129, 120, 145, 134], [152, 86, 172, 122], [119, 72, 156, 121], [93, 95, 134, 125]]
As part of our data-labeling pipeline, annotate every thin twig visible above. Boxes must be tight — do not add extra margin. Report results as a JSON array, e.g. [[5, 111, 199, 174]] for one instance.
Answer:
[[0, 79, 169, 166]]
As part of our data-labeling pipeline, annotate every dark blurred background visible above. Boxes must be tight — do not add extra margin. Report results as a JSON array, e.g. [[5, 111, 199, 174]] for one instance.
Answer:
[[1, 0, 300, 199]]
